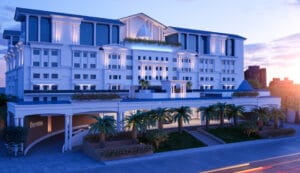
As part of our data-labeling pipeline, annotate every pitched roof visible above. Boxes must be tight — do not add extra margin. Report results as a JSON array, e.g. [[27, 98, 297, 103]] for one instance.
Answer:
[[237, 80, 254, 91], [14, 7, 124, 25], [170, 26, 246, 40], [120, 13, 167, 29]]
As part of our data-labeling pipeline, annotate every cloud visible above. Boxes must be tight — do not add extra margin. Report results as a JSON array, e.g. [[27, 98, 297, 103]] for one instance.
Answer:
[[245, 33, 300, 83], [286, 0, 300, 5]]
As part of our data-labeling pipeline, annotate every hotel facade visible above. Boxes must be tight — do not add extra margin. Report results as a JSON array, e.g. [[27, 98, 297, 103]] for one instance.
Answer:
[[3, 8, 280, 154]]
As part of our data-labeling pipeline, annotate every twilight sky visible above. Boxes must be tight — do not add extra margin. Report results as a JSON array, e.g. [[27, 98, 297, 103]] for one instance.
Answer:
[[1, 0, 300, 86]]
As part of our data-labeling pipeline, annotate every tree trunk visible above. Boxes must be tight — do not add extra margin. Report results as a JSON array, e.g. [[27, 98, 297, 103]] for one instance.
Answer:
[[132, 126, 138, 143], [99, 133, 106, 148], [158, 119, 163, 130], [205, 117, 209, 129], [258, 120, 263, 130], [178, 118, 183, 132], [233, 115, 238, 127], [220, 113, 224, 127]]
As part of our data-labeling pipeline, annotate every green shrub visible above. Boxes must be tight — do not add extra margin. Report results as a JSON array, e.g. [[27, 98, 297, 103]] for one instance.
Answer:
[[238, 121, 259, 137], [259, 128, 296, 138], [3, 126, 27, 144], [144, 129, 168, 149]]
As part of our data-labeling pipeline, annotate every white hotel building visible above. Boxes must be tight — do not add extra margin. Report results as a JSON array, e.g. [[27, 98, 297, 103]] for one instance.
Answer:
[[3, 8, 280, 154]]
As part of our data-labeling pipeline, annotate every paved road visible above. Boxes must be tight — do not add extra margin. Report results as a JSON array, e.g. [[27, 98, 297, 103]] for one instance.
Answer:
[[204, 153, 300, 173], [1, 123, 300, 173]]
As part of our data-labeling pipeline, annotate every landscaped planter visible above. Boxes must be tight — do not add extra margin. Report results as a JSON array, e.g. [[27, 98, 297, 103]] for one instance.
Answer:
[[83, 140, 153, 161]]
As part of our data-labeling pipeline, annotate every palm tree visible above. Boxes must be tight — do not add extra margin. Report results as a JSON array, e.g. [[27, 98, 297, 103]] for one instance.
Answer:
[[139, 79, 150, 90], [148, 107, 172, 130], [269, 107, 284, 129], [227, 104, 245, 127], [172, 106, 192, 132], [252, 106, 269, 130], [89, 115, 116, 146], [214, 102, 231, 127], [125, 110, 150, 142], [199, 105, 216, 128]]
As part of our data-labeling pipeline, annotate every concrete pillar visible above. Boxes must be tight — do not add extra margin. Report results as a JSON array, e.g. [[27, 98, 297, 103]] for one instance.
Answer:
[[19, 118, 24, 127], [68, 115, 73, 150], [121, 112, 125, 130], [109, 24, 112, 44], [47, 116, 52, 133], [64, 114, 69, 152], [117, 111, 121, 131], [14, 118, 19, 127], [26, 15, 29, 43]]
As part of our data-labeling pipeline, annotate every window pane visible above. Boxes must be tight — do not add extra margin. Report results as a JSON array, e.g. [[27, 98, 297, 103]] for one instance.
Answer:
[[112, 25, 119, 44], [80, 22, 94, 45], [29, 16, 38, 41], [41, 17, 51, 42], [96, 24, 109, 46]]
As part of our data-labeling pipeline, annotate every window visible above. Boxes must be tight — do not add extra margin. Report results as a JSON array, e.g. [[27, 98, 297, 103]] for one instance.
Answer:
[[51, 74, 58, 79], [112, 25, 119, 43], [33, 49, 40, 55], [90, 64, 96, 68], [43, 73, 49, 79], [74, 51, 80, 57], [74, 63, 80, 68], [222, 77, 226, 81], [41, 17, 51, 42], [232, 78, 235, 81], [159, 67, 162, 71], [43, 85, 49, 91], [74, 74, 80, 79], [43, 62, 48, 67], [210, 77, 214, 81], [51, 62, 58, 67], [33, 97, 39, 102], [96, 24, 109, 46], [74, 85, 80, 90], [126, 65, 132, 70], [83, 64, 87, 68], [166, 67, 168, 71], [143, 56, 146, 60], [83, 52, 88, 57], [113, 75, 118, 79], [202, 36, 210, 54], [180, 33, 187, 49], [126, 75, 132, 80], [173, 67, 177, 71], [90, 52, 96, 58], [83, 85, 88, 90], [173, 58, 177, 62], [90, 74, 96, 79], [126, 55, 132, 60], [29, 16, 38, 41], [33, 85, 40, 91], [51, 97, 57, 102], [138, 75, 141, 80], [83, 74, 88, 79], [156, 57, 158, 61], [91, 85, 96, 90], [173, 76, 177, 80], [33, 62, 40, 67], [51, 85, 58, 90], [80, 22, 94, 45], [51, 50, 58, 56], [161, 57, 164, 61], [138, 56, 141, 60], [33, 73, 40, 78], [138, 66, 141, 70], [145, 66, 148, 70], [43, 50, 49, 56], [166, 57, 168, 61], [200, 77, 204, 81], [149, 56, 152, 60]]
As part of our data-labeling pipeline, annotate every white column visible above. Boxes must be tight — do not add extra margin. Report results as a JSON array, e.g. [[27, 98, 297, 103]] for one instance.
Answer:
[[19, 118, 24, 127], [38, 16, 41, 42], [117, 111, 121, 131], [68, 115, 73, 150], [14, 118, 19, 127], [26, 15, 29, 43], [64, 114, 69, 152], [121, 112, 125, 130]]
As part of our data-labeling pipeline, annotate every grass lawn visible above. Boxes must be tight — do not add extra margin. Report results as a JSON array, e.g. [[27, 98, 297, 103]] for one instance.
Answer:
[[206, 126, 261, 143], [155, 131, 206, 152]]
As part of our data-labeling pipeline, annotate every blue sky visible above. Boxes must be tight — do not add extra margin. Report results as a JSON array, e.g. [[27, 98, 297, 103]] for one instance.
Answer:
[[1, 0, 300, 86]]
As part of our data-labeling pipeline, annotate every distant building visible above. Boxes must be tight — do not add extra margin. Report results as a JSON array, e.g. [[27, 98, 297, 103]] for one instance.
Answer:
[[244, 66, 266, 89], [269, 77, 294, 89]]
